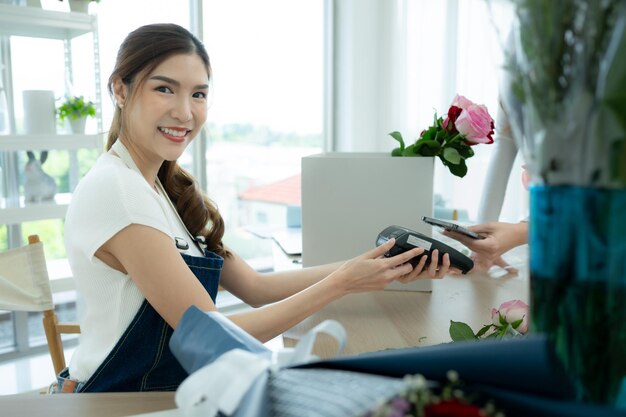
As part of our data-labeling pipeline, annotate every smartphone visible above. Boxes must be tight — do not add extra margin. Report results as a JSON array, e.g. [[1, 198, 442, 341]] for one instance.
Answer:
[[421, 216, 485, 239]]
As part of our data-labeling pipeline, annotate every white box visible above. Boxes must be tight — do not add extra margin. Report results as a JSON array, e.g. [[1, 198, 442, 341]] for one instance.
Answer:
[[302, 153, 434, 291]]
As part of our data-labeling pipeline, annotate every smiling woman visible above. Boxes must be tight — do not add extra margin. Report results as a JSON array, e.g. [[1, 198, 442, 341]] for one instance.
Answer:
[[58, 22, 451, 394], [111, 53, 210, 166]]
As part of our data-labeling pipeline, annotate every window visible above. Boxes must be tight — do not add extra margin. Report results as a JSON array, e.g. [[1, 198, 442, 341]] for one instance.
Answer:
[[406, 0, 524, 223], [201, 0, 325, 265], [0, 0, 191, 362]]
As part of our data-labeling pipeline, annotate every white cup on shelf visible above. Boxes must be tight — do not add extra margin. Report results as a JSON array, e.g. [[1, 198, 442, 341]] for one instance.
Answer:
[[22, 90, 56, 135]]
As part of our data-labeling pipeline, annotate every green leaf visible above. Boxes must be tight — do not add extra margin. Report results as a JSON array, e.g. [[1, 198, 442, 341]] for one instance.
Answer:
[[510, 318, 523, 330], [454, 143, 474, 159], [445, 159, 468, 178], [475, 324, 493, 338], [388, 131, 405, 153], [414, 139, 441, 157], [403, 144, 416, 156], [420, 126, 437, 142], [449, 320, 477, 342], [391, 147, 403, 157], [443, 147, 461, 164], [498, 312, 508, 326]]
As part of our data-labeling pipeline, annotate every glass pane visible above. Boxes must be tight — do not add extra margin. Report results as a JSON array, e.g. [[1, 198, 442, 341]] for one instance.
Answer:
[[0, 310, 15, 353], [22, 218, 66, 261], [28, 291, 77, 347], [202, 0, 324, 265], [0, 225, 7, 252]]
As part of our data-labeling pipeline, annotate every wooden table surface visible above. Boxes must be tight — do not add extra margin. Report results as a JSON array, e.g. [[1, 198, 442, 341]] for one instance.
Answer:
[[283, 243, 529, 357], [0, 237, 528, 417], [0, 391, 176, 417]]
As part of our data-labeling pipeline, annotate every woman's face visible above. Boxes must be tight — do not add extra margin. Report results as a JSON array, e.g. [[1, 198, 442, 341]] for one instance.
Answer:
[[121, 53, 209, 164]]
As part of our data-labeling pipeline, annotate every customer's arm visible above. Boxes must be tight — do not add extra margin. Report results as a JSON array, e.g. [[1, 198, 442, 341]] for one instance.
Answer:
[[443, 221, 528, 273]]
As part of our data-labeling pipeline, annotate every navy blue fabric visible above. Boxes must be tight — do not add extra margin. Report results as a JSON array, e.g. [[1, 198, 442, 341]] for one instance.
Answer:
[[297, 335, 575, 399], [476, 386, 626, 417], [78, 249, 223, 392], [296, 335, 626, 417]]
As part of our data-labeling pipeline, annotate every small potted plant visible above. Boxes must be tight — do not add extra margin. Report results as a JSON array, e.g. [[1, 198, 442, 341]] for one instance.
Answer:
[[58, 0, 101, 14], [57, 95, 96, 134]]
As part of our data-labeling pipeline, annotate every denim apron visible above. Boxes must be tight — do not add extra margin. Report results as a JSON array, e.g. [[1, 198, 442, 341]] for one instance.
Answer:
[[66, 251, 222, 392], [55, 141, 224, 392]]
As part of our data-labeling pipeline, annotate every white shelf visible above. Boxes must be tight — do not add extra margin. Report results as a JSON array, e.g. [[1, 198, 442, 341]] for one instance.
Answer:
[[0, 4, 95, 40], [0, 133, 104, 151], [1, 192, 71, 224]]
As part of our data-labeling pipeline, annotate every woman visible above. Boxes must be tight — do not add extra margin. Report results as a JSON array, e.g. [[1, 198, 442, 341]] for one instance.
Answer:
[[59, 23, 452, 393]]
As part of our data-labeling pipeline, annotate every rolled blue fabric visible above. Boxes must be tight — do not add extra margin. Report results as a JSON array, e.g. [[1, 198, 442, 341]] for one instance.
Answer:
[[170, 306, 271, 374], [170, 306, 272, 417], [169, 306, 404, 417], [297, 335, 575, 399]]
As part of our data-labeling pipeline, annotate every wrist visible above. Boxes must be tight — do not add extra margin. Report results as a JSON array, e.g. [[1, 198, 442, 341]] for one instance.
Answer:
[[324, 271, 350, 300], [508, 222, 529, 248]]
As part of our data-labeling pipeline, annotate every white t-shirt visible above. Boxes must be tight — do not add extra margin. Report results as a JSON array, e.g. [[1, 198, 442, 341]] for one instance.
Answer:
[[65, 145, 202, 382]]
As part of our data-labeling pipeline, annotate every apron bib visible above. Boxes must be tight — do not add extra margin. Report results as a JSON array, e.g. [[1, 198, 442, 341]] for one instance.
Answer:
[[57, 140, 224, 392]]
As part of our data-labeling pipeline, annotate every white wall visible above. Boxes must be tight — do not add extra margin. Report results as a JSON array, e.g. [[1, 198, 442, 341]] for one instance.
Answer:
[[331, 0, 407, 152]]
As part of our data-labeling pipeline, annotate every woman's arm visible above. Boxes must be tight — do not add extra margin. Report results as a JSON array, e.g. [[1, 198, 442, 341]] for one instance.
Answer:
[[217, 252, 344, 307], [99, 223, 450, 342], [219, 240, 457, 307]]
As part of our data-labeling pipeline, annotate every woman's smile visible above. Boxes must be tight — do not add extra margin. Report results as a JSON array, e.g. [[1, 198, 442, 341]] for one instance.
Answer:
[[158, 126, 191, 143]]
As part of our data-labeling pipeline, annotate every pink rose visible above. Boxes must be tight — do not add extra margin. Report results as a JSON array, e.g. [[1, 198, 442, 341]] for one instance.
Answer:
[[491, 299, 529, 334], [442, 95, 495, 144], [450, 94, 475, 109], [443, 105, 463, 132], [455, 104, 494, 144]]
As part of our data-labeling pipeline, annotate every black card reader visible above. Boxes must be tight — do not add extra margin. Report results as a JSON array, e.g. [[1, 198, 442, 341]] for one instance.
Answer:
[[376, 225, 474, 274]]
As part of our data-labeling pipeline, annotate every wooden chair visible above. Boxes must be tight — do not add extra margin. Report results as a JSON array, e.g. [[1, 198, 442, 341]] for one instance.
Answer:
[[0, 234, 80, 378]]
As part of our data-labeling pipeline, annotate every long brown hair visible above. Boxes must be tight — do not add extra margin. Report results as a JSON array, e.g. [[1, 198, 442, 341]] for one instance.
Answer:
[[106, 23, 229, 258]]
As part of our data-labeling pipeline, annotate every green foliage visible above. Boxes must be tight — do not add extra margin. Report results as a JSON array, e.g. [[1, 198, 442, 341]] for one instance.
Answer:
[[449, 318, 525, 342], [57, 96, 96, 121], [389, 118, 474, 178]]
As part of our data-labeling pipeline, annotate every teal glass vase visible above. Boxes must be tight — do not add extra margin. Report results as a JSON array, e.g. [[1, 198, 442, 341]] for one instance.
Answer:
[[529, 185, 626, 407]]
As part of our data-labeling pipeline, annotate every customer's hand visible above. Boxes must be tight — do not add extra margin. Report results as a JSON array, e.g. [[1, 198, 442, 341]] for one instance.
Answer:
[[329, 239, 452, 294], [443, 222, 528, 273]]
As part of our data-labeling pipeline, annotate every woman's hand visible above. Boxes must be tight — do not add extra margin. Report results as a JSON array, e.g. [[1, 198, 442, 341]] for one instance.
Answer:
[[328, 238, 452, 294], [442, 222, 528, 273]]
